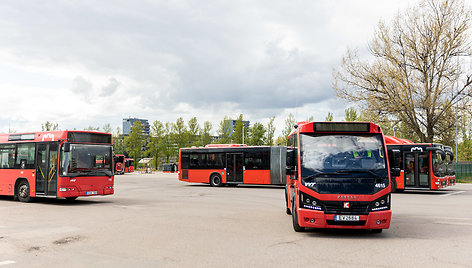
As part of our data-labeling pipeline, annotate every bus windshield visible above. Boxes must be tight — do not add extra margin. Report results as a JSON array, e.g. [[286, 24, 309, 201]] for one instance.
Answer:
[[60, 144, 113, 177], [300, 133, 388, 194]]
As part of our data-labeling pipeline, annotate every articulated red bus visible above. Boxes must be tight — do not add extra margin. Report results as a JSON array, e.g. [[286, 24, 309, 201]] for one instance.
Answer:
[[0, 131, 114, 202], [114, 154, 125, 175], [179, 145, 286, 186], [286, 122, 399, 233], [124, 158, 134, 173], [385, 136, 451, 191]]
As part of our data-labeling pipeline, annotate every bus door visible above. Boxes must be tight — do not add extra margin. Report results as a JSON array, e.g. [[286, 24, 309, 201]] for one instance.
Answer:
[[404, 151, 430, 188], [35, 143, 58, 196], [226, 153, 243, 183]]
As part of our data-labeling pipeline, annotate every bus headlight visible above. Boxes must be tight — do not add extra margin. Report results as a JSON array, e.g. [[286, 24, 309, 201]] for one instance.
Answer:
[[371, 194, 390, 211], [299, 192, 323, 211]]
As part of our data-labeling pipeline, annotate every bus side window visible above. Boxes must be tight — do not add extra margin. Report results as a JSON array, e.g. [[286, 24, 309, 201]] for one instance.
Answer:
[[0, 144, 16, 169]]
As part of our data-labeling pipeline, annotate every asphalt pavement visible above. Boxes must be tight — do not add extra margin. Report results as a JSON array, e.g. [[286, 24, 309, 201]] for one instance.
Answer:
[[1, 173, 471, 267]]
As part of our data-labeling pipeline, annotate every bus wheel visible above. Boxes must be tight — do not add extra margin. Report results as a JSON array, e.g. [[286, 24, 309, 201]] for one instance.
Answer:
[[66, 197, 78, 201], [371, 229, 383, 234], [17, 180, 31, 203], [210, 174, 223, 187], [292, 199, 305, 232]]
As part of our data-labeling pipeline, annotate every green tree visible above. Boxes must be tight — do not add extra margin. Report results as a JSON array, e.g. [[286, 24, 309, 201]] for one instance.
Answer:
[[278, 113, 297, 145], [42, 121, 59, 131], [248, 122, 266, 145], [147, 120, 165, 169], [232, 114, 244, 144], [124, 121, 145, 164], [217, 116, 232, 144], [200, 121, 213, 146], [325, 112, 334, 122], [187, 117, 200, 146], [333, 0, 472, 143], [264, 116, 276, 146], [344, 107, 359, 122], [113, 127, 125, 154], [173, 117, 188, 151], [163, 122, 176, 162]]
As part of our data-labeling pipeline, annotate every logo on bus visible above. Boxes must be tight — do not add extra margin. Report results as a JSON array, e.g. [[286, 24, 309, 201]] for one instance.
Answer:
[[411, 147, 423, 152], [42, 133, 55, 141], [343, 202, 350, 209], [304, 182, 316, 187], [337, 195, 357, 200]]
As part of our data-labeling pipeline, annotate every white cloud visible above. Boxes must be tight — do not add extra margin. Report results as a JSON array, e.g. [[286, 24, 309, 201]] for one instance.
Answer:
[[0, 0, 415, 134]]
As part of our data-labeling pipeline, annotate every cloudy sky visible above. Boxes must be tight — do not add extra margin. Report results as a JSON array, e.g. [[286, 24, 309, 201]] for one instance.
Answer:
[[0, 0, 415, 136]]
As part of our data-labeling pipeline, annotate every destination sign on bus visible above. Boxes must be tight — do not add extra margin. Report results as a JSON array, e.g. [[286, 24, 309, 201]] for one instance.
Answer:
[[314, 122, 370, 133]]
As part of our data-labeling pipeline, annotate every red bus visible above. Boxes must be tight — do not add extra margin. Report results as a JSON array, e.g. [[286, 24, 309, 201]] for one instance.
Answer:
[[285, 122, 399, 233], [124, 158, 134, 173], [179, 145, 286, 186], [114, 154, 125, 175], [0, 131, 114, 202], [385, 136, 450, 191]]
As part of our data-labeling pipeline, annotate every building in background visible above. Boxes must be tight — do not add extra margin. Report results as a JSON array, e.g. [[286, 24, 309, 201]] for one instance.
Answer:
[[123, 118, 150, 136], [227, 119, 250, 136]]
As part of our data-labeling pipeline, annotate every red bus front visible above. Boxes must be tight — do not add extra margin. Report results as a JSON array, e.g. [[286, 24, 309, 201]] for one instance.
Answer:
[[286, 122, 394, 232], [57, 142, 114, 198]]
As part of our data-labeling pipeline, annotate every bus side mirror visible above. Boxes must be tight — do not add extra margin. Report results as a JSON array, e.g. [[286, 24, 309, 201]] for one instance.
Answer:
[[286, 149, 296, 175], [63, 142, 71, 152], [440, 151, 446, 161]]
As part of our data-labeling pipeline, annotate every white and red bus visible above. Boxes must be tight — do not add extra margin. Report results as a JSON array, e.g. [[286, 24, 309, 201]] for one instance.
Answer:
[[385, 136, 450, 191], [124, 158, 134, 173], [286, 122, 399, 233], [179, 145, 286, 186], [114, 154, 125, 175], [0, 131, 114, 202]]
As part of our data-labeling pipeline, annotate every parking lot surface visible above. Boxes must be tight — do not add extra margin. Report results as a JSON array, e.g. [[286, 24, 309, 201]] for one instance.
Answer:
[[1, 173, 472, 267]]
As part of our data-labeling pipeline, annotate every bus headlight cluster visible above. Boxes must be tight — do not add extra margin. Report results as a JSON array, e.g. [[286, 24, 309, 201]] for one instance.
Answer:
[[300, 192, 323, 211], [371, 194, 390, 211], [59, 188, 75, 192]]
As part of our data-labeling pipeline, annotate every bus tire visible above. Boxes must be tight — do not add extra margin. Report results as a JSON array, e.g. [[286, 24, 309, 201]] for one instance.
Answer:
[[371, 229, 383, 233], [210, 173, 223, 187], [17, 179, 31, 203], [66, 197, 78, 201], [292, 198, 305, 232]]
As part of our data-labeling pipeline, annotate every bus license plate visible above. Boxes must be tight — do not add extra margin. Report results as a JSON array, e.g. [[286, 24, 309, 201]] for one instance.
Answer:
[[86, 191, 97, 195], [334, 215, 359, 221]]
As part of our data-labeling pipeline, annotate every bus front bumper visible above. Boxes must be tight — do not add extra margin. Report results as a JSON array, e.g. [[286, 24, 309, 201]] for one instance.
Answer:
[[297, 209, 391, 230]]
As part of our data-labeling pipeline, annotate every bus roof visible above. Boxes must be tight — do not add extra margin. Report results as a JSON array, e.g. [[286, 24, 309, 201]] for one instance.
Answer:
[[290, 121, 383, 136], [0, 130, 112, 144], [384, 135, 413, 145]]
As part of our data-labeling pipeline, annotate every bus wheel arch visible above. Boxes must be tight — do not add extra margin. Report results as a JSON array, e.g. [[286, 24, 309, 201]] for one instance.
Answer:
[[209, 173, 223, 187], [15, 178, 31, 203]]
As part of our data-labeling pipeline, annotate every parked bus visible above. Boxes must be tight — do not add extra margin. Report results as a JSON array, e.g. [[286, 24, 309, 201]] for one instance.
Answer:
[[163, 163, 178, 173], [0, 131, 114, 202], [285, 122, 399, 233], [124, 158, 134, 173], [179, 145, 286, 186], [114, 154, 125, 174], [385, 136, 449, 191], [444, 146, 456, 186]]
